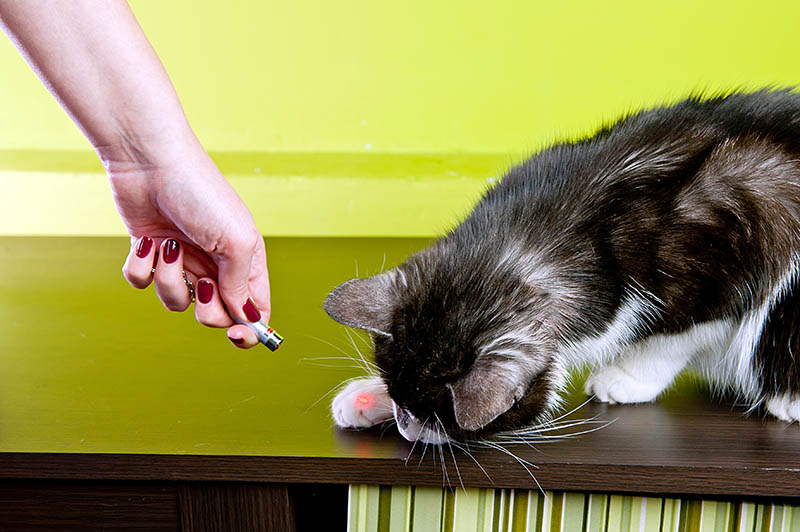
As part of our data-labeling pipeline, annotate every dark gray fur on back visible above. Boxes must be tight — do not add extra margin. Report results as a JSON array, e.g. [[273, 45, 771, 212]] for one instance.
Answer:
[[325, 89, 800, 440]]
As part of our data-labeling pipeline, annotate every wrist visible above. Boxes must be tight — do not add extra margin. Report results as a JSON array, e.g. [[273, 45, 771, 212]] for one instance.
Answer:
[[96, 122, 204, 177]]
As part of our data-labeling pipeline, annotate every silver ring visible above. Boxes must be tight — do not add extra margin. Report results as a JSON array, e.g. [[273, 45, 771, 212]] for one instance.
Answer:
[[182, 270, 195, 302]]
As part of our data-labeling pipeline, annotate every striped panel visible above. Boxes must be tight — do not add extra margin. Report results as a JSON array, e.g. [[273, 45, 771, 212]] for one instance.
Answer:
[[347, 485, 800, 532]]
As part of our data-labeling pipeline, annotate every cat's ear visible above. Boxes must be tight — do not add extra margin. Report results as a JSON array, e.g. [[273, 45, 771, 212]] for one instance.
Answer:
[[323, 273, 399, 336], [448, 359, 527, 431]]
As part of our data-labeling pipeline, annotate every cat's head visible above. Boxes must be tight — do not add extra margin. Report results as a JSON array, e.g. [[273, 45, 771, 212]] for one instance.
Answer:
[[324, 248, 566, 443]]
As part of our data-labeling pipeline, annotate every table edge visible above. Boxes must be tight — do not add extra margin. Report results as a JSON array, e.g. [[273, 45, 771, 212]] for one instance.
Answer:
[[0, 452, 795, 498]]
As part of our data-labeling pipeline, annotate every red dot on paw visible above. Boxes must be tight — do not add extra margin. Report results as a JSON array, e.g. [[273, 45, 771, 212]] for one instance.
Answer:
[[354, 393, 375, 408]]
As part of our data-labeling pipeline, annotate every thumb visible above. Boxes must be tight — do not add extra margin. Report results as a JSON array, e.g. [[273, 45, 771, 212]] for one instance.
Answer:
[[215, 234, 261, 323]]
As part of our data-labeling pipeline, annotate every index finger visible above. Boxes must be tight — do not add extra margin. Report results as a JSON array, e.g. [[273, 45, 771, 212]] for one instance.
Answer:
[[247, 237, 271, 323]]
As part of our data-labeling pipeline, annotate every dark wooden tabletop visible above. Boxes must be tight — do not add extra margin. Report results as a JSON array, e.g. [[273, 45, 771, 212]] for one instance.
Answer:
[[1, 237, 799, 498]]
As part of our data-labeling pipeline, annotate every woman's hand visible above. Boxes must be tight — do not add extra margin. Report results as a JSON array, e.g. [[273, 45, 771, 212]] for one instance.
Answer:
[[109, 145, 269, 348], [1, 0, 272, 348]]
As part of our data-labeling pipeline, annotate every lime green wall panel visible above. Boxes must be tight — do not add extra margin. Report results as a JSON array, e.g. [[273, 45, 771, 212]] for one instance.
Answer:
[[754, 504, 773, 532], [2, 1, 799, 153], [348, 485, 800, 532], [738, 503, 757, 532], [452, 489, 494, 532], [586, 494, 610, 532], [561, 492, 587, 531], [662, 499, 682, 532], [526, 492, 545, 532], [388, 486, 413, 532], [411, 486, 445, 532], [0, 152, 503, 236], [4, 2, 800, 236], [349, 485, 381, 532], [510, 491, 530, 532]]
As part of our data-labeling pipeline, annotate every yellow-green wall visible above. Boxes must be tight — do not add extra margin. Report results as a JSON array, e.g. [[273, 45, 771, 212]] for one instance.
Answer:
[[2, 0, 800, 154], [1, 1, 799, 235]]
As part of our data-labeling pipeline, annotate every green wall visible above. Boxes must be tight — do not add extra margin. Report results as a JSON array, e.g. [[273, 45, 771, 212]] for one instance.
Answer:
[[349, 485, 800, 532], [2, 0, 799, 153], [1, 0, 799, 235]]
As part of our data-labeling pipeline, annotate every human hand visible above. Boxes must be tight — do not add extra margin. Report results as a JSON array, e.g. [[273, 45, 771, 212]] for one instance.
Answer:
[[109, 146, 269, 349], [0, 0, 272, 347]]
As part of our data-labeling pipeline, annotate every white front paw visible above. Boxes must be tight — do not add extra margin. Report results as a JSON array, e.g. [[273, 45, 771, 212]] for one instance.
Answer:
[[331, 376, 394, 429], [766, 394, 800, 423], [584, 366, 663, 404]]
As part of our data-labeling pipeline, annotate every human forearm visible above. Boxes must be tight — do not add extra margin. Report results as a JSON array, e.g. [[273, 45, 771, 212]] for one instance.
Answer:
[[0, 0, 197, 169], [2, 0, 273, 346]]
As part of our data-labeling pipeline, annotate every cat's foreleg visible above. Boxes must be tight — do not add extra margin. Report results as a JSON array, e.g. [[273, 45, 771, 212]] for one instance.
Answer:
[[584, 337, 692, 404], [331, 376, 395, 428], [585, 320, 733, 404], [764, 394, 800, 422]]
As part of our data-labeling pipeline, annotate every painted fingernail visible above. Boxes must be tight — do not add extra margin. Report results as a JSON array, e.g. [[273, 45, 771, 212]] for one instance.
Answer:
[[197, 280, 214, 304], [136, 236, 153, 258], [163, 239, 180, 264], [242, 298, 261, 322], [230, 336, 245, 345]]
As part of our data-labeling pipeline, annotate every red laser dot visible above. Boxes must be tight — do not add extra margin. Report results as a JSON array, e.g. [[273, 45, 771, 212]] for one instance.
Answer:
[[355, 393, 375, 408]]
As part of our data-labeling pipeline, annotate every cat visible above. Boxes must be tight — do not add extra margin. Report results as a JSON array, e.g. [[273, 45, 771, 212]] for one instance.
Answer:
[[325, 89, 800, 444]]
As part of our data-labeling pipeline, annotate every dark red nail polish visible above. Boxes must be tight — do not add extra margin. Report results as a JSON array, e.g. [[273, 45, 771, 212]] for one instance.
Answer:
[[135, 236, 153, 258], [242, 298, 261, 322], [163, 239, 180, 264], [197, 280, 214, 304], [230, 337, 245, 345]]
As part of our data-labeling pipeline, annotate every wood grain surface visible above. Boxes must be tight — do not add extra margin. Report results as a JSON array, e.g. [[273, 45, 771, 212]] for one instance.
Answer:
[[0, 480, 178, 531], [178, 483, 295, 532]]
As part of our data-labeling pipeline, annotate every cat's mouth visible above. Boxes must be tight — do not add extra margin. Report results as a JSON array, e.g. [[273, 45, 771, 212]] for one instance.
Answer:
[[392, 403, 452, 444]]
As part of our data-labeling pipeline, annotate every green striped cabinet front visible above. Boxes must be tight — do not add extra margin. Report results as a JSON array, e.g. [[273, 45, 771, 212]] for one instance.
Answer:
[[348, 485, 800, 532]]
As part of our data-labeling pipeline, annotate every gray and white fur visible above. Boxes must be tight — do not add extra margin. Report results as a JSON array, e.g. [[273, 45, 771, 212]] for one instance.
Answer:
[[325, 89, 800, 443]]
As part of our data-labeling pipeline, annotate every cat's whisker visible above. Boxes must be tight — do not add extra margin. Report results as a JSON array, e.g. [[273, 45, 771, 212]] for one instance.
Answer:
[[450, 441, 492, 483], [344, 328, 381, 375], [379, 252, 387, 274], [510, 420, 616, 443], [304, 375, 365, 413], [379, 419, 397, 438], [436, 414, 465, 491], [474, 440, 539, 470], [303, 335, 378, 376], [304, 335, 352, 354], [353, 331, 374, 351], [304, 334, 365, 362], [542, 413, 604, 426], [499, 416, 608, 437], [439, 449, 450, 488], [405, 416, 429, 463], [299, 360, 374, 371], [434, 425, 451, 487], [416, 440, 430, 471], [485, 411, 615, 456], [448, 410, 615, 490], [302, 363, 369, 370], [341, 331, 382, 378], [346, 327, 375, 353], [299, 356, 369, 363], [495, 420, 615, 443], [542, 398, 594, 425], [488, 435, 546, 455], [343, 328, 363, 357], [478, 440, 544, 495]]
